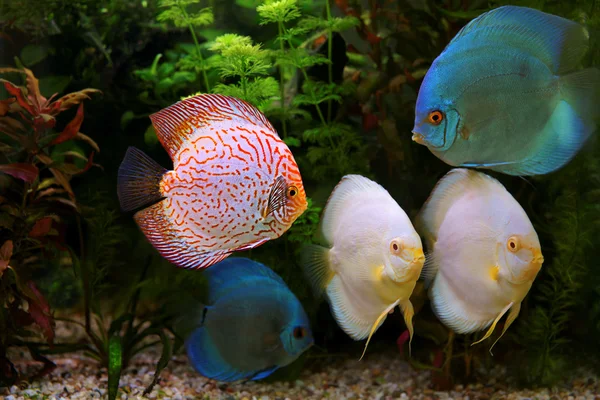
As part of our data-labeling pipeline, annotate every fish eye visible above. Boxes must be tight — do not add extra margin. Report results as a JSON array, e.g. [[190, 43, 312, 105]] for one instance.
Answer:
[[390, 239, 402, 255], [507, 236, 520, 253], [293, 327, 306, 339], [287, 185, 298, 198], [427, 110, 444, 125]]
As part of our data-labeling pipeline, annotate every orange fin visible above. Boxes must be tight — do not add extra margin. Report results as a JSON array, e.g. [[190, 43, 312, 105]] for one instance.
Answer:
[[133, 202, 231, 270], [149, 93, 278, 158]]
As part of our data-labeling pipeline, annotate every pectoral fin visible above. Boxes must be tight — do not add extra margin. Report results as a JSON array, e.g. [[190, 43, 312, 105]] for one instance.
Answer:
[[471, 302, 514, 349]]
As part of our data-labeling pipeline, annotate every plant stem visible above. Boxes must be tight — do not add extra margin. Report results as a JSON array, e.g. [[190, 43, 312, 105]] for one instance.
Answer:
[[282, 28, 328, 128], [325, 0, 333, 123], [180, 5, 211, 92], [241, 75, 248, 98], [278, 21, 288, 138]]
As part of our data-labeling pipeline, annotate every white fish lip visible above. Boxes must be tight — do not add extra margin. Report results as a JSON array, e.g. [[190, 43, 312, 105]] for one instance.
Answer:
[[411, 132, 426, 145]]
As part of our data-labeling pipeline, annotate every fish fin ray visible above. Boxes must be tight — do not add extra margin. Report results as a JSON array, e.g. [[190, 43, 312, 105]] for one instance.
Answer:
[[471, 301, 514, 347], [248, 366, 279, 381], [320, 174, 391, 245], [560, 68, 600, 127], [117, 146, 167, 212], [133, 203, 231, 269], [447, 5, 589, 74], [429, 275, 494, 334], [359, 299, 401, 361], [420, 249, 439, 288], [400, 300, 415, 357], [149, 93, 278, 158], [264, 175, 287, 217], [327, 275, 385, 341], [299, 244, 334, 299], [496, 99, 593, 175], [232, 237, 271, 252], [488, 302, 521, 355], [415, 168, 502, 243], [202, 257, 287, 304]]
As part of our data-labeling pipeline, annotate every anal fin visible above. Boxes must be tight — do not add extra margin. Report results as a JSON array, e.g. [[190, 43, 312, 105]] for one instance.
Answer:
[[470, 301, 514, 351], [134, 202, 232, 270]]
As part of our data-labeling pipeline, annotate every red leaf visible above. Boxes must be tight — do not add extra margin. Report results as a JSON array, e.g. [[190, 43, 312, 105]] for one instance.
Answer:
[[25, 281, 54, 345], [0, 97, 15, 116], [29, 217, 53, 237], [50, 102, 84, 146], [433, 349, 444, 368], [3, 81, 36, 116], [0, 240, 13, 276], [0, 163, 39, 183], [396, 329, 410, 355], [362, 113, 379, 132]]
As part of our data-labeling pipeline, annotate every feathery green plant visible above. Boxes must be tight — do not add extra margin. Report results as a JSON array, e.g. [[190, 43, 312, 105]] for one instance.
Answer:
[[511, 148, 600, 386], [157, 0, 214, 92]]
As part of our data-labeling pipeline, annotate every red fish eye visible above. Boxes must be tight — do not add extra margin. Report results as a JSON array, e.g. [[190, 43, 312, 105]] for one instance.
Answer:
[[428, 111, 444, 125], [293, 327, 305, 339]]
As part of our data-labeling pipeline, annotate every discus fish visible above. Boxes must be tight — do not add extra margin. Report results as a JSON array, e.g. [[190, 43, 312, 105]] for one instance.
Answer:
[[300, 175, 425, 360], [183, 257, 314, 382], [117, 94, 307, 270], [415, 168, 544, 352], [412, 5, 600, 176]]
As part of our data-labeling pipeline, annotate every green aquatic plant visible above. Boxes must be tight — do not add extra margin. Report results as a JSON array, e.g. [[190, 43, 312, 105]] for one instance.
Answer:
[[209, 34, 280, 110], [511, 148, 600, 386], [157, 0, 214, 92]]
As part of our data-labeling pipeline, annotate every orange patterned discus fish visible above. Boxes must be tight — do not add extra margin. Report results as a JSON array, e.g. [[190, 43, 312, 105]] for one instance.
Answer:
[[117, 94, 308, 270]]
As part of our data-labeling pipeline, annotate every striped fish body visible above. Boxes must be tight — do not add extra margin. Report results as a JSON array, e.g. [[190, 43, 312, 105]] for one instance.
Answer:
[[117, 94, 307, 270]]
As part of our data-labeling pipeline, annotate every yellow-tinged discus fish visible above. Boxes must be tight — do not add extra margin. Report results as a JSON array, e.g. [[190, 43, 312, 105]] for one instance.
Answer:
[[300, 174, 425, 359], [415, 168, 544, 353]]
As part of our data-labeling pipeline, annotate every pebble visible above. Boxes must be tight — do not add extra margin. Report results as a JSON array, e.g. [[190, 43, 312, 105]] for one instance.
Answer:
[[2, 341, 599, 400]]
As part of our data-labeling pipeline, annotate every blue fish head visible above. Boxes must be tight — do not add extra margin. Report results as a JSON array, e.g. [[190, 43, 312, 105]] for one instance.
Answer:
[[412, 68, 460, 151], [281, 322, 313, 357]]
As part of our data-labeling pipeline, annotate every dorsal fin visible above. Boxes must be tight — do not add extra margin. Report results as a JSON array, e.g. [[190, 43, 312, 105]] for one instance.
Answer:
[[149, 93, 278, 158], [202, 257, 286, 304], [415, 168, 502, 247], [446, 5, 589, 74]]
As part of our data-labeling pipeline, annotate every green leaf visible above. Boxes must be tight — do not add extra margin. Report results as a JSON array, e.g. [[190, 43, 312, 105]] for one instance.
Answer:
[[235, 0, 262, 8], [171, 71, 197, 84], [283, 136, 301, 147], [144, 124, 159, 147], [257, 0, 301, 24], [20, 44, 50, 67], [143, 330, 172, 396], [38, 76, 72, 96], [108, 335, 123, 400], [120, 111, 135, 130]]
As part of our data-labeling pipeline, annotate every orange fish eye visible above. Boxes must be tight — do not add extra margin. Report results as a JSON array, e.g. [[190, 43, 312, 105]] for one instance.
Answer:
[[287, 185, 299, 198], [507, 236, 520, 253], [427, 110, 444, 125], [293, 327, 305, 339], [390, 239, 402, 255]]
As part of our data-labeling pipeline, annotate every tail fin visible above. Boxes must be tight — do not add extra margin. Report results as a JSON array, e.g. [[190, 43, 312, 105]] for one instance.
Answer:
[[298, 243, 334, 299], [117, 146, 168, 212], [561, 67, 600, 127]]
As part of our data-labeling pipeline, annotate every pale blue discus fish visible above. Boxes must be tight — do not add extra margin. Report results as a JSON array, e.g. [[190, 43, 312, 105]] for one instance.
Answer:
[[412, 5, 600, 176], [183, 257, 313, 382]]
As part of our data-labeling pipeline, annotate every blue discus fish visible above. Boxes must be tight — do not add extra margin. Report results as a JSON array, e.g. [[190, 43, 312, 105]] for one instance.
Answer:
[[412, 5, 600, 176], [183, 257, 313, 382]]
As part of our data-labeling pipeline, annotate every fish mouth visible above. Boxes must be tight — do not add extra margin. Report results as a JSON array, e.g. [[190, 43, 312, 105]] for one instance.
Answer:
[[412, 132, 426, 145], [397, 247, 425, 282]]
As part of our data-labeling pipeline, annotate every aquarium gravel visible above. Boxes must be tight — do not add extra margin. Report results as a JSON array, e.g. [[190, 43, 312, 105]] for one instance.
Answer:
[[3, 346, 599, 400]]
